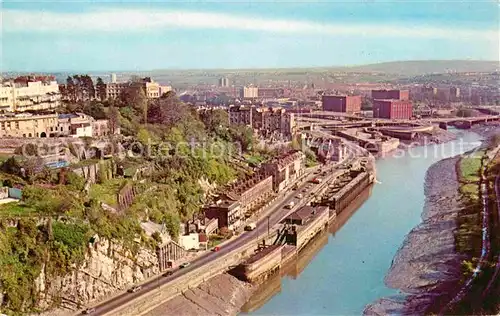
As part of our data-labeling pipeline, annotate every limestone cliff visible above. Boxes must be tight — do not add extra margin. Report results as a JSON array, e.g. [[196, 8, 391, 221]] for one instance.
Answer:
[[35, 235, 159, 313]]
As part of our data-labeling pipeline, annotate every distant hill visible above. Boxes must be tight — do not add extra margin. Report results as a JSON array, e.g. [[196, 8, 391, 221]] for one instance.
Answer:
[[4, 60, 498, 84], [339, 60, 499, 75]]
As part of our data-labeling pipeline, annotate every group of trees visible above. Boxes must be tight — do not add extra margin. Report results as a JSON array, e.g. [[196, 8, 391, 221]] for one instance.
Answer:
[[60, 75, 96, 102]]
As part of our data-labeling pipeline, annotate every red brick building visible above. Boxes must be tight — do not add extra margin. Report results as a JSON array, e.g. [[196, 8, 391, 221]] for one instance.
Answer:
[[322, 95, 361, 114], [371, 89, 409, 101], [373, 100, 413, 119]]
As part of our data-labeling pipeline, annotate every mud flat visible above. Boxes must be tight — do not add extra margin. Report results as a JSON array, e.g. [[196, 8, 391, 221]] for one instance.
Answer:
[[471, 122, 500, 139], [364, 156, 467, 315], [145, 273, 254, 316]]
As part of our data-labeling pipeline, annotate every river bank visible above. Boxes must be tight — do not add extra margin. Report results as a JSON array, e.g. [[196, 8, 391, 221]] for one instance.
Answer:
[[364, 156, 468, 315], [365, 125, 500, 315]]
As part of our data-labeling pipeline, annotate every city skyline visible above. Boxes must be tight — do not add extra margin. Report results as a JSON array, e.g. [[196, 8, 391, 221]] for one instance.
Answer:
[[2, 0, 499, 72]]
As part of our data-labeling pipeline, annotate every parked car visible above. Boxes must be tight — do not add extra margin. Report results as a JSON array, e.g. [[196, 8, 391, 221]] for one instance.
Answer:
[[212, 246, 221, 252], [82, 308, 96, 314], [163, 270, 174, 277], [180, 262, 191, 268], [296, 193, 303, 199], [128, 285, 142, 293]]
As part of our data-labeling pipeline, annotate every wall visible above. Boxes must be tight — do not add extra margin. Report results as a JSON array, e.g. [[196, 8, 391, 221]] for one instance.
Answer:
[[295, 210, 329, 251], [102, 232, 279, 316]]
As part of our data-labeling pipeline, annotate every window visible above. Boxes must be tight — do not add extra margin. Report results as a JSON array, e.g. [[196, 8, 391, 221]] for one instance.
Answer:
[[29, 133, 32, 137], [15, 122, 19, 129], [23, 134, 26, 137]]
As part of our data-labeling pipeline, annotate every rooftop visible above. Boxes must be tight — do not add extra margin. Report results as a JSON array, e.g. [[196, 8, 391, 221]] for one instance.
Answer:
[[264, 150, 303, 169], [286, 205, 328, 223], [225, 171, 271, 196]]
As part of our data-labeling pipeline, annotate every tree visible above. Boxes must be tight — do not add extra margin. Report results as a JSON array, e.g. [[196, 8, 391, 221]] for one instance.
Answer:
[[121, 84, 147, 123], [200, 109, 229, 134], [83, 102, 106, 119], [107, 105, 120, 134], [230, 125, 254, 152], [147, 94, 189, 127], [163, 212, 180, 239], [73, 75, 83, 101], [137, 128, 152, 145], [1, 157, 22, 176], [65, 76, 76, 102], [95, 77, 107, 101], [81, 75, 95, 100]]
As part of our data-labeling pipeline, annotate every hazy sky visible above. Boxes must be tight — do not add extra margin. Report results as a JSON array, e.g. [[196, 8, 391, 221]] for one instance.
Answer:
[[2, 0, 499, 71]]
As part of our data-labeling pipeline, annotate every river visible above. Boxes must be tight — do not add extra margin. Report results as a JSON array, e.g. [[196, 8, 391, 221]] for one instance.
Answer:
[[244, 130, 484, 315]]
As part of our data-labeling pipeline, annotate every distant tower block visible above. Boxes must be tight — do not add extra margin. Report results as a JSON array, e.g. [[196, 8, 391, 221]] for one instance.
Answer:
[[110, 73, 117, 83], [219, 77, 230, 87]]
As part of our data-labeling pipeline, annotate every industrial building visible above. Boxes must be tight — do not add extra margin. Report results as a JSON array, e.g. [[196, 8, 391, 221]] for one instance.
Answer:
[[322, 95, 361, 114], [371, 89, 409, 101], [373, 99, 413, 119]]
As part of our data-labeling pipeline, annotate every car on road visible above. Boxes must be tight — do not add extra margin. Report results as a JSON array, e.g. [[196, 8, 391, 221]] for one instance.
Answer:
[[180, 262, 191, 268], [245, 222, 256, 231], [296, 193, 303, 199], [212, 246, 221, 252], [82, 308, 95, 314], [310, 178, 322, 184], [285, 201, 295, 209], [163, 270, 174, 277], [128, 285, 142, 293]]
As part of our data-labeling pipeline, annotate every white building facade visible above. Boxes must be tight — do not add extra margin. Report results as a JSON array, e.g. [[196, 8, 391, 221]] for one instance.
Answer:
[[0, 80, 61, 112]]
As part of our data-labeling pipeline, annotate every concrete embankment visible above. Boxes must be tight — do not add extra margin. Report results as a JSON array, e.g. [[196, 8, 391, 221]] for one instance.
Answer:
[[365, 156, 468, 315], [103, 231, 278, 316], [146, 273, 254, 316]]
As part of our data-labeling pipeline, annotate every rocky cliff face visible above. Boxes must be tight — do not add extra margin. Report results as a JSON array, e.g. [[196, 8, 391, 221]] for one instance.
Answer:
[[36, 236, 159, 313]]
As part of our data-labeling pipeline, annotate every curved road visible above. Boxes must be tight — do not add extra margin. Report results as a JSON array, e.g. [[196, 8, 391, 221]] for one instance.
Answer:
[[83, 164, 341, 316]]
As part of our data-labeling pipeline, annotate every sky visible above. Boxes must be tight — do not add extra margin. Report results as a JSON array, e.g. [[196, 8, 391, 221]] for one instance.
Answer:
[[1, 0, 499, 72]]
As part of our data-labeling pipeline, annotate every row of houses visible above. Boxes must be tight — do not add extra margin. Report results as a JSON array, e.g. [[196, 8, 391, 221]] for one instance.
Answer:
[[205, 150, 305, 231], [0, 112, 117, 138]]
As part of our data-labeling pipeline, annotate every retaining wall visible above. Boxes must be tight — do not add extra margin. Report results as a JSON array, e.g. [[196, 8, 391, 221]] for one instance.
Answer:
[[103, 232, 278, 316]]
